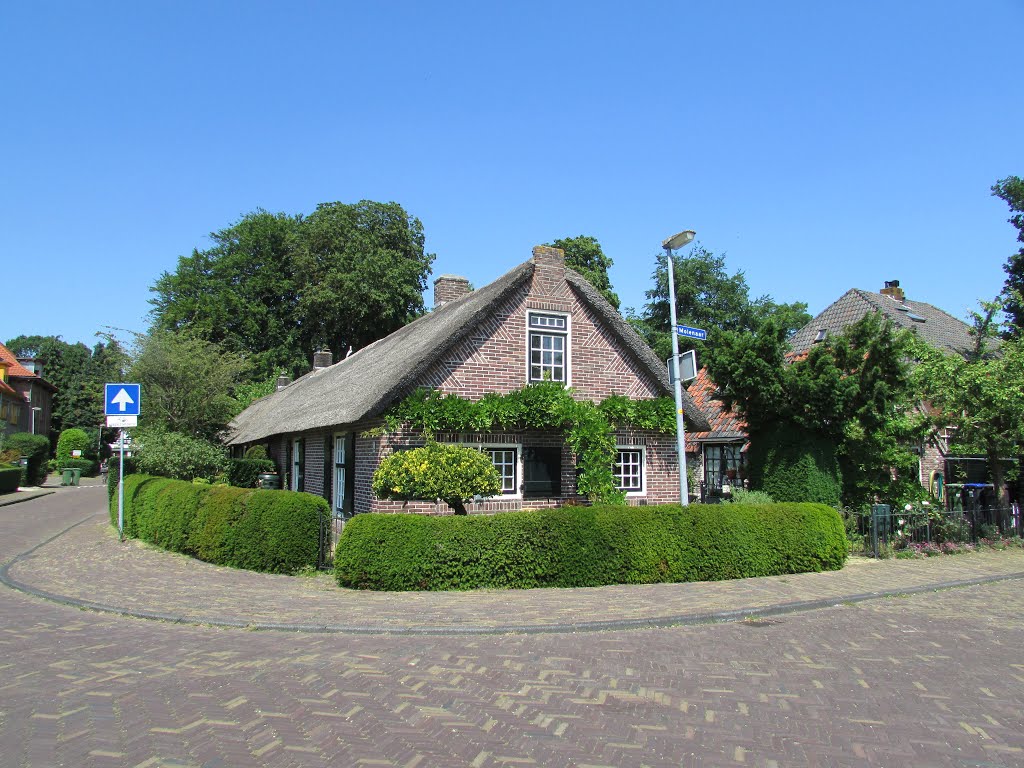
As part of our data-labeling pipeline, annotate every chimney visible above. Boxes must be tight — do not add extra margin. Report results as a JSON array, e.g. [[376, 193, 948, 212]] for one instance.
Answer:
[[17, 358, 42, 378], [313, 348, 333, 370], [433, 275, 472, 308], [276, 374, 291, 391], [532, 245, 565, 270], [880, 279, 905, 302]]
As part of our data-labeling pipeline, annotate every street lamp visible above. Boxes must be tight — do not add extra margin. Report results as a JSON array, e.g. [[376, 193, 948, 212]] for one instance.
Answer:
[[662, 229, 696, 506], [30, 406, 42, 435]]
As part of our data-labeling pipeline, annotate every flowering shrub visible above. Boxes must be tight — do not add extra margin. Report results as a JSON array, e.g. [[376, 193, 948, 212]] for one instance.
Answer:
[[372, 442, 502, 514]]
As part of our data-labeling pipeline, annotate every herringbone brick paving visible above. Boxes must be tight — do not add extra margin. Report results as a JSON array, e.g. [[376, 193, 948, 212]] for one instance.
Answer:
[[2, 486, 1024, 766]]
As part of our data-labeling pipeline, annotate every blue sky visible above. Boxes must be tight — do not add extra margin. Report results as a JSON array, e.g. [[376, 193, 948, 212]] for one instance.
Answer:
[[3, 1, 1021, 350]]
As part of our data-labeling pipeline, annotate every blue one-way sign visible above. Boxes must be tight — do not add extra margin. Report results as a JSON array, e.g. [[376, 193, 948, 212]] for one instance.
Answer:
[[675, 325, 708, 341], [105, 383, 141, 416]]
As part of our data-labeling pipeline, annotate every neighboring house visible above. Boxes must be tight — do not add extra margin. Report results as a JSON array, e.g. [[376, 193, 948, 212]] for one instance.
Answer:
[[685, 367, 748, 502], [692, 279, 983, 497], [0, 342, 56, 438], [228, 245, 710, 516]]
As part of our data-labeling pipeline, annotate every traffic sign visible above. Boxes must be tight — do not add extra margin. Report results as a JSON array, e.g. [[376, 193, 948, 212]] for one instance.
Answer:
[[106, 415, 138, 428], [675, 325, 708, 341], [105, 383, 141, 416]]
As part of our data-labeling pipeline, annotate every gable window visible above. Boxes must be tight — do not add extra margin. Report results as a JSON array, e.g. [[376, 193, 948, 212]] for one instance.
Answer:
[[614, 447, 645, 494], [484, 447, 518, 494], [528, 312, 569, 383]]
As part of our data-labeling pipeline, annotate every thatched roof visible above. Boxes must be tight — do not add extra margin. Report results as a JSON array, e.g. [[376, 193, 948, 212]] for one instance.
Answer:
[[228, 258, 710, 444]]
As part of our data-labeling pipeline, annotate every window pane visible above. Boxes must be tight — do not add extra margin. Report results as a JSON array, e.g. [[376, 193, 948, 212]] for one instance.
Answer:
[[614, 449, 643, 492]]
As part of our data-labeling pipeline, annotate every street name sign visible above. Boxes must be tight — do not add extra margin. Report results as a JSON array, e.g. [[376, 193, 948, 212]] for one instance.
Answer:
[[675, 325, 708, 341]]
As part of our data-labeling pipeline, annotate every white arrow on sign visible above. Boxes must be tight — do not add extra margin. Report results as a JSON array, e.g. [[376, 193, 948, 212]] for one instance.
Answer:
[[111, 388, 135, 412]]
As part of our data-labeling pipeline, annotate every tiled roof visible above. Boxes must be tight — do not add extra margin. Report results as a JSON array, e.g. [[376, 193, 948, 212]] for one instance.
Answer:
[[685, 367, 747, 445], [789, 289, 975, 357], [0, 341, 37, 378]]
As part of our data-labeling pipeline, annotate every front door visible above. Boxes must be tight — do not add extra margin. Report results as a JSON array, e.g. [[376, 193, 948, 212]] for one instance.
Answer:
[[291, 438, 304, 492], [332, 432, 354, 518]]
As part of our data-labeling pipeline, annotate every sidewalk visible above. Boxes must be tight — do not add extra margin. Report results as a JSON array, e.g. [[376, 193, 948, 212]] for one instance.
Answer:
[[4, 486, 1024, 635], [0, 473, 104, 507]]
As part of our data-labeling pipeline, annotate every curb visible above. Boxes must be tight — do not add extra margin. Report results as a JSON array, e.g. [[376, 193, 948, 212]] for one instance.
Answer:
[[0, 489, 56, 507], [4, 515, 1024, 635]]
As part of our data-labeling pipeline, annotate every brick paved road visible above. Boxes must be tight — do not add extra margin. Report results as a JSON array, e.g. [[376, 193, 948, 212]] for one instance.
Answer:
[[2, 489, 1023, 766]]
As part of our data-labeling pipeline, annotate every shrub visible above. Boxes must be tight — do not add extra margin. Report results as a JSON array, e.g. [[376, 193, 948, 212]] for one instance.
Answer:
[[56, 428, 91, 465], [4, 433, 50, 486], [243, 444, 269, 460], [335, 502, 847, 591], [114, 474, 327, 573], [0, 466, 20, 493], [227, 458, 277, 488], [132, 427, 228, 481], [373, 442, 501, 514], [721, 488, 774, 505], [748, 427, 842, 506], [107, 455, 138, 502]]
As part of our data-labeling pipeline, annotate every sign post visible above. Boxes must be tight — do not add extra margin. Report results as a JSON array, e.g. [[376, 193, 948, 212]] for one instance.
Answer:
[[105, 384, 141, 540]]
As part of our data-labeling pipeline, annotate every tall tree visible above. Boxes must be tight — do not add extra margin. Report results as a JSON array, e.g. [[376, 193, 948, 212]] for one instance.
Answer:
[[631, 244, 810, 361], [150, 210, 304, 378], [547, 235, 619, 309], [149, 201, 434, 380], [129, 330, 247, 439], [992, 176, 1024, 335], [294, 200, 434, 355]]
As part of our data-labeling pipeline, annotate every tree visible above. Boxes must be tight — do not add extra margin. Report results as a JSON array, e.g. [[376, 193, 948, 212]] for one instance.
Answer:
[[913, 300, 1024, 507], [129, 330, 247, 439], [547, 235, 619, 309], [149, 201, 434, 381], [631, 244, 810, 361], [705, 313, 921, 508], [150, 210, 305, 379], [294, 200, 434, 355], [372, 442, 501, 514], [991, 176, 1024, 335]]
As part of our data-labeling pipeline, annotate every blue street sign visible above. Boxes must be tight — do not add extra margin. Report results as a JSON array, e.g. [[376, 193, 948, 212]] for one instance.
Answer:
[[105, 383, 141, 416], [675, 325, 708, 341]]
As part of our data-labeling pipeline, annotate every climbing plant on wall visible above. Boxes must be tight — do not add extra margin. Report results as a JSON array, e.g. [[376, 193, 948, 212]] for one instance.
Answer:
[[374, 382, 679, 505]]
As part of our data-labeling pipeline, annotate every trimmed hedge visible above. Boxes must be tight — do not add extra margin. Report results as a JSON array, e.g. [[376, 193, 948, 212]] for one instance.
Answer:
[[4, 433, 50, 486], [227, 458, 277, 488], [112, 473, 327, 573], [0, 466, 20, 494], [748, 428, 842, 506], [334, 502, 847, 591]]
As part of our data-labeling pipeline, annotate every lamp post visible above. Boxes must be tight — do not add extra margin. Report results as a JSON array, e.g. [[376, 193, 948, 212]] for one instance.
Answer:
[[662, 229, 696, 506], [30, 406, 42, 435]]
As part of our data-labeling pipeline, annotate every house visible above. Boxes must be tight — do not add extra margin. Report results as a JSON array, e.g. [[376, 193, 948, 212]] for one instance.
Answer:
[[685, 366, 748, 501], [0, 342, 56, 439], [691, 279, 985, 498], [228, 245, 710, 516]]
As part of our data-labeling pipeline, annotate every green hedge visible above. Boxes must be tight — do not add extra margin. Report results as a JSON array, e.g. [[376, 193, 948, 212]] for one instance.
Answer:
[[334, 502, 847, 591], [227, 458, 277, 488], [113, 473, 327, 573], [0, 466, 20, 494], [748, 428, 842, 506], [4, 433, 50, 486]]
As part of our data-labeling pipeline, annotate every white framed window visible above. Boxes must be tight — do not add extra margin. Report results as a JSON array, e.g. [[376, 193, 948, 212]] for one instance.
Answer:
[[527, 311, 570, 384], [614, 446, 645, 495], [484, 447, 518, 494]]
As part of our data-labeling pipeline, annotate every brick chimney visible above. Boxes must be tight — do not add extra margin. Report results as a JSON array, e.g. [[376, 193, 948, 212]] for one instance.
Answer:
[[276, 374, 291, 391], [313, 348, 333, 370], [880, 280, 905, 302], [434, 275, 472, 308], [532, 245, 565, 270]]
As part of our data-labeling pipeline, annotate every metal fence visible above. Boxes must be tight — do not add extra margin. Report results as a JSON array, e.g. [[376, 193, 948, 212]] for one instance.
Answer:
[[853, 503, 1022, 558]]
